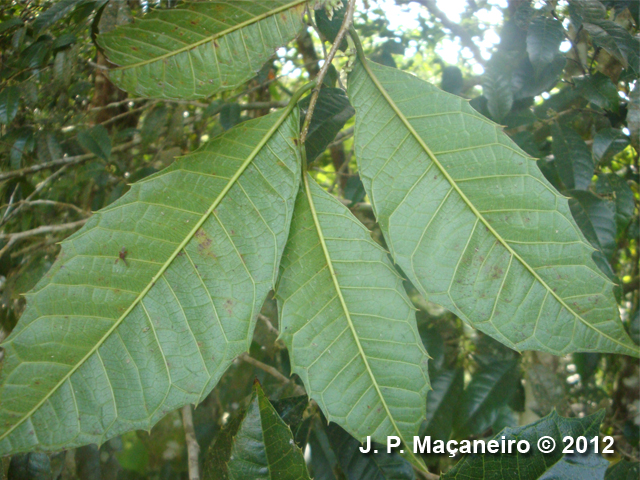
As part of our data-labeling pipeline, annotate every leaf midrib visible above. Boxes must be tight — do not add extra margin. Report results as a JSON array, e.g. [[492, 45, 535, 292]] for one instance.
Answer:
[[107, 0, 307, 70], [301, 173, 421, 466], [0, 88, 310, 444], [355, 56, 638, 355]]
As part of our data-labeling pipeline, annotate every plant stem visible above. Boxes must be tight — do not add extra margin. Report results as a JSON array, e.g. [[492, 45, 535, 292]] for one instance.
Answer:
[[300, 0, 357, 144], [181, 405, 201, 480]]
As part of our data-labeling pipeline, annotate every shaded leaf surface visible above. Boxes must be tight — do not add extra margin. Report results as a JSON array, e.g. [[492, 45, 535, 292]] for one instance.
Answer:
[[592, 128, 629, 164], [348, 58, 638, 357], [482, 71, 513, 123], [575, 73, 620, 112], [0, 87, 20, 125], [299, 87, 354, 162], [8, 453, 51, 480], [443, 410, 607, 480], [203, 382, 310, 480], [0, 109, 301, 454], [551, 123, 594, 190], [595, 173, 635, 233], [98, 1, 306, 99], [568, 190, 617, 259], [77, 125, 112, 161], [276, 174, 430, 461], [606, 461, 640, 480], [453, 360, 521, 438], [33, 0, 89, 34], [326, 423, 415, 480], [584, 20, 639, 73], [420, 368, 464, 442], [526, 17, 564, 73]]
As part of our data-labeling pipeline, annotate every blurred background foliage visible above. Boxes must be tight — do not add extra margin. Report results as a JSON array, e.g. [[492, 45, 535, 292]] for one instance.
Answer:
[[0, 0, 638, 478]]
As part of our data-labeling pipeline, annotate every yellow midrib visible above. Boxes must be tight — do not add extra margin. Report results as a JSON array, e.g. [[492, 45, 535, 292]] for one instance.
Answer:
[[302, 173, 424, 468], [356, 57, 638, 356]]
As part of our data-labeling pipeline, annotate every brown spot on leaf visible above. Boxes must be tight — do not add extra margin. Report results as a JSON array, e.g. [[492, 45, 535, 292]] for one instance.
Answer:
[[224, 299, 235, 313], [490, 266, 503, 279]]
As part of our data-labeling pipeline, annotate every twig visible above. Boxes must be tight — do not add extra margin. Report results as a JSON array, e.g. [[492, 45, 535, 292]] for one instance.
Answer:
[[241, 353, 306, 395], [326, 126, 354, 150], [0, 199, 89, 216], [181, 405, 201, 480], [0, 139, 138, 182], [2, 183, 19, 222], [300, 0, 357, 144], [1, 164, 71, 226], [417, 470, 440, 480], [0, 219, 87, 242], [258, 313, 280, 336], [0, 219, 87, 258], [328, 145, 353, 194]]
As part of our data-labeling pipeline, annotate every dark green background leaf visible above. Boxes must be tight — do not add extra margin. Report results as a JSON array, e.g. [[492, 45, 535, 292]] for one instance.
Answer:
[[444, 410, 607, 480]]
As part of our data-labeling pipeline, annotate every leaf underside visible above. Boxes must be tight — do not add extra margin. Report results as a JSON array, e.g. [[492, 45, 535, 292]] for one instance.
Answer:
[[0, 109, 301, 455], [98, 0, 306, 99], [276, 175, 430, 455], [348, 59, 639, 358]]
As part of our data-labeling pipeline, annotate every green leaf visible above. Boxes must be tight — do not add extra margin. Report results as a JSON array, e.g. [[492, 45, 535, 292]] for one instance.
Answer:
[[202, 381, 311, 480], [271, 395, 308, 429], [482, 70, 513, 123], [0, 106, 302, 455], [344, 174, 367, 205], [308, 425, 339, 480], [140, 105, 169, 146], [220, 103, 242, 131], [453, 360, 520, 438], [315, 6, 348, 51], [77, 124, 112, 161], [526, 17, 565, 74], [596, 173, 635, 233], [52, 33, 77, 50], [299, 87, 354, 162], [592, 128, 629, 163], [8, 453, 51, 480], [568, 190, 617, 259], [629, 310, 640, 346], [0, 87, 20, 125], [551, 123, 594, 190], [584, 20, 640, 73], [348, 57, 639, 357], [568, 0, 606, 28], [421, 368, 464, 442], [33, 0, 88, 34], [574, 73, 620, 111], [443, 410, 608, 480], [326, 423, 415, 480], [98, 1, 306, 100], [607, 461, 640, 480], [9, 128, 34, 170], [276, 174, 430, 467], [628, 85, 640, 150], [0, 18, 23, 35]]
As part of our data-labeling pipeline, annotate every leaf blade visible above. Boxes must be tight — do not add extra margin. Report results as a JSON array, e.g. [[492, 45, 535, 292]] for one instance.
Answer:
[[276, 174, 430, 466], [97, 1, 306, 100], [348, 58, 638, 357], [0, 107, 302, 454]]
